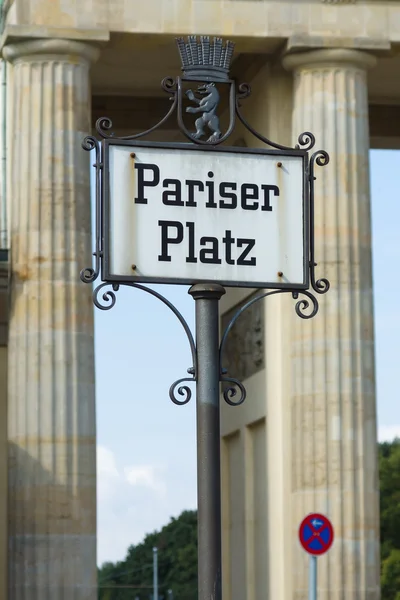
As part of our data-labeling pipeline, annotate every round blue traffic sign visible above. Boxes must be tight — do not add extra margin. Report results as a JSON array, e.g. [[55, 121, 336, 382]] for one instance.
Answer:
[[298, 513, 334, 556]]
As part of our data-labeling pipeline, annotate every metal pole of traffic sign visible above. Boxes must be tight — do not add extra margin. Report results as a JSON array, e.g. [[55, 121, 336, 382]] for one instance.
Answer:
[[309, 556, 317, 600], [189, 284, 226, 600], [153, 547, 158, 600]]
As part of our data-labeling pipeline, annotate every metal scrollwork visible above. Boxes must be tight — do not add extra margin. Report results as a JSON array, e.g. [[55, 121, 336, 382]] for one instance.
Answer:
[[219, 290, 283, 395], [234, 85, 317, 153], [124, 282, 197, 377], [87, 36, 331, 154], [296, 131, 316, 152], [81, 34, 331, 409], [95, 117, 114, 139], [309, 149, 331, 295], [81, 135, 99, 152], [95, 88, 178, 141], [220, 290, 284, 366], [235, 86, 296, 152], [94, 78, 177, 141], [236, 81, 251, 102], [219, 287, 321, 398], [94, 281, 197, 403], [86, 36, 332, 153], [81, 135, 102, 284], [161, 76, 177, 95], [292, 291, 319, 320], [169, 375, 196, 405], [221, 377, 247, 406], [93, 282, 118, 310]]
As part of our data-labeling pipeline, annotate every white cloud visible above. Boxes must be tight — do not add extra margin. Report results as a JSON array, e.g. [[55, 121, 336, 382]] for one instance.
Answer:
[[97, 446, 119, 478], [97, 446, 120, 506], [124, 465, 167, 496], [96, 445, 166, 565], [96, 445, 196, 567], [378, 425, 400, 442]]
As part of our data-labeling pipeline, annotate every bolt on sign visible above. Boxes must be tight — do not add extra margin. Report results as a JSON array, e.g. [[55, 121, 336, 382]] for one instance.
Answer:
[[105, 143, 307, 289]]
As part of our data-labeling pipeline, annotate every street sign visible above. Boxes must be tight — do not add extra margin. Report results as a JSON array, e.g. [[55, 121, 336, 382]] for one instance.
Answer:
[[299, 513, 334, 556], [81, 34, 330, 600], [105, 140, 307, 290]]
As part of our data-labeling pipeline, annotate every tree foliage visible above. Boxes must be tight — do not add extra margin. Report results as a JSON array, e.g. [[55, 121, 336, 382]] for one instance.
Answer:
[[380, 438, 400, 599], [98, 510, 198, 600], [99, 439, 400, 598]]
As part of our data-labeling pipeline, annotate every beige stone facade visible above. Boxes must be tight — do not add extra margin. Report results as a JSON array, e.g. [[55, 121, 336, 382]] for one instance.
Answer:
[[0, 0, 398, 598]]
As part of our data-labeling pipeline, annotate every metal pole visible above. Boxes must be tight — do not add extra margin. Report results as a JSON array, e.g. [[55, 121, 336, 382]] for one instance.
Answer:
[[188, 283, 226, 600], [309, 556, 317, 600], [153, 546, 158, 600]]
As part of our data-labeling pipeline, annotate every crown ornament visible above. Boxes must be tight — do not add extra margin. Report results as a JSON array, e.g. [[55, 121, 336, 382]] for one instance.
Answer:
[[176, 35, 235, 81]]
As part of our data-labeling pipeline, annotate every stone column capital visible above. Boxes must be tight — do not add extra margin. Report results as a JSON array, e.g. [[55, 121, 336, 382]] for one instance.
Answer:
[[2, 38, 100, 65], [282, 48, 377, 72]]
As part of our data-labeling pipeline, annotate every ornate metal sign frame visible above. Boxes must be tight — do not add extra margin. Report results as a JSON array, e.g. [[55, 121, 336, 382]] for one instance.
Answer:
[[81, 36, 330, 600], [81, 35, 330, 404]]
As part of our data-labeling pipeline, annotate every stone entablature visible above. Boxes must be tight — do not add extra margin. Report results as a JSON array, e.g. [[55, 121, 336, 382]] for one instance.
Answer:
[[1, 1, 400, 49]]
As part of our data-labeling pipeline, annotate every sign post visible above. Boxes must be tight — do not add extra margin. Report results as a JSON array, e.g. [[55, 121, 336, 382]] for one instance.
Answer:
[[299, 513, 335, 600], [309, 555, 317, 600], [189, 283, 225, 599], [81, 35, 330, 600]]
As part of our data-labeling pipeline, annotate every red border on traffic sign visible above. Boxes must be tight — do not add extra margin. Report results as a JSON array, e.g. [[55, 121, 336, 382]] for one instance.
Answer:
[[298, 513, 334, 556]]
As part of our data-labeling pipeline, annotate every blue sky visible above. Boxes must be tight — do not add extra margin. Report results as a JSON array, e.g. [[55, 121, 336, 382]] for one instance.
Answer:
[[93, 149, 400, 566]]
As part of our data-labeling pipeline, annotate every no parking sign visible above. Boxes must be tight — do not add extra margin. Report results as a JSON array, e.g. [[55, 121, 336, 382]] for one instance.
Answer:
[[299, 513, 334, 556], [298, 513, 334, 600]]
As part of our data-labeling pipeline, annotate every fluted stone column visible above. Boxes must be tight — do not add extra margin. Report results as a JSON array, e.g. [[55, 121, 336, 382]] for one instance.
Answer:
[[283, 50, 380, 599], [3, 39, 99, 598]]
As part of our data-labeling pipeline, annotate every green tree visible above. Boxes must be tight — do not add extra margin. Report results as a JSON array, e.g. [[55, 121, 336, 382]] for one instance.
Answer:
[[382, 549, 400, 600], [99, 439, 400, 599], [379, 438, 400, 599], [98, 510, 198, 600]]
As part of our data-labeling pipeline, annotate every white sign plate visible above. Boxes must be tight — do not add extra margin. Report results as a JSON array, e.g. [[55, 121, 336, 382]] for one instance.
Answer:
[[106, 142, 307, 289]]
